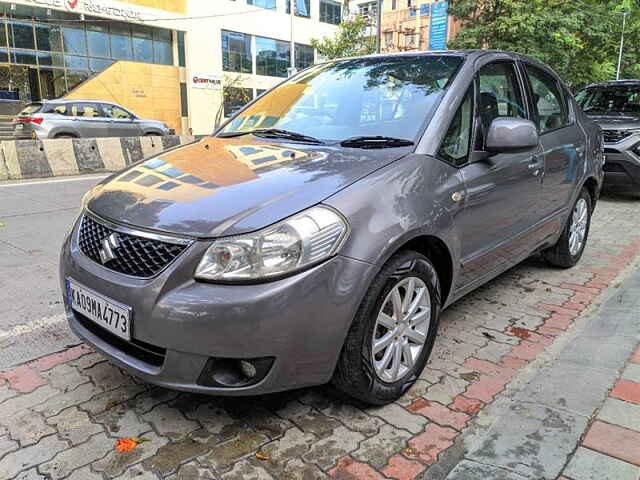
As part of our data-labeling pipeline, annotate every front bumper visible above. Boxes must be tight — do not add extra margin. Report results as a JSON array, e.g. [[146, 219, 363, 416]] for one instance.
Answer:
[[59, 217, 375, 395], [603, 151, 640, 193], [602, 134, 640, 193]]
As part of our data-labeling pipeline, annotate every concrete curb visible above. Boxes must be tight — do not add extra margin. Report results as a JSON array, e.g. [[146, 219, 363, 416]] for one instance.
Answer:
[[0, 135, 196, 181]]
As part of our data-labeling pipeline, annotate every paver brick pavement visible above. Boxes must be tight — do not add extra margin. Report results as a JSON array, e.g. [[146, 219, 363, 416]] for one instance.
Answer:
[[0, 196, 639, 479]]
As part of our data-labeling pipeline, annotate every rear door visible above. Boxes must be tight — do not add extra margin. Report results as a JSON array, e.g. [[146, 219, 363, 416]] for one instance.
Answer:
[[103, 104, 142, 137], [522, 63, 585, 231], [454, 61, 543, 289]]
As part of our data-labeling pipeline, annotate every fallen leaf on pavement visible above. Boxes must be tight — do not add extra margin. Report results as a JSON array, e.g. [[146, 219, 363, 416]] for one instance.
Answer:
[[255, 451, 270, 461], [115, 437, 148, 452]]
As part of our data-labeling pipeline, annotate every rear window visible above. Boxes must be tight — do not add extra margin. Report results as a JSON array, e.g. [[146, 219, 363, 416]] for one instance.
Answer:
[[42, 104, 69, 116], [18, 103, 42, 116]]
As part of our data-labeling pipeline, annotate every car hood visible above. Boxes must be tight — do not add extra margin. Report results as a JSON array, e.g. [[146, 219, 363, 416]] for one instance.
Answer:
[[587, 114, 640, 130], [86, 136, 410, 238]]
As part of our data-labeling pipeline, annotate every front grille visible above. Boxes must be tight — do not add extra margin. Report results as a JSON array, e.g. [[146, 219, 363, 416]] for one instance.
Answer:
[[603, 129, 634, 144], [78, 215, 189, 278], [75, 312, 166, 367]]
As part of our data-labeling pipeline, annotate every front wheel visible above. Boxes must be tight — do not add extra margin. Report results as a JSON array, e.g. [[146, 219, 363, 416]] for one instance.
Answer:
[[543, 187, 592, 268], [332, 251, 441, 405]]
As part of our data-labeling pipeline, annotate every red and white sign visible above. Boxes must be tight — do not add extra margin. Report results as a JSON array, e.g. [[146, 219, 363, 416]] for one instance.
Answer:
[[192, 74, 222, 90], [22, 0, 142, 19]]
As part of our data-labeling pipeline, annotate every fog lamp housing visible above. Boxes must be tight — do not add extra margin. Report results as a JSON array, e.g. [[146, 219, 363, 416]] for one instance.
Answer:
[[197, 357, 274, 388]]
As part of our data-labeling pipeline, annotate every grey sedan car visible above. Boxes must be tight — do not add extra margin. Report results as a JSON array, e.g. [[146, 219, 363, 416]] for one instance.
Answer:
[[60, 50, 603, 404], [13, 99, 171, 139]]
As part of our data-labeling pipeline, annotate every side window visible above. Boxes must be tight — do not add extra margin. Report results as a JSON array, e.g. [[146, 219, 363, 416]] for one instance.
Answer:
[[525, 65, 568, 132], [438, 87, 473, 167], [477, 62, 527, 143], [75, 103, 101, 118], [104, 105, 132, 119]]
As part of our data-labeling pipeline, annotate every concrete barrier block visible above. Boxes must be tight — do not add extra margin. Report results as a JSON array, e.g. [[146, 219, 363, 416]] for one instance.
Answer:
[[14, 141, 52, 179], [72, 138, 105, 173], [140, 136, 165, 159], [96, 137, 126, 172], [2, 141, 22, 179], [42, 138, 79, 177], [119, 137, 144, 166]]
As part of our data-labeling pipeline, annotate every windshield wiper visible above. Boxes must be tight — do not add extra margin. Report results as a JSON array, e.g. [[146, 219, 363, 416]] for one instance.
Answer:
[[339, 136, 414, 149], [217, 128, 323, 144]]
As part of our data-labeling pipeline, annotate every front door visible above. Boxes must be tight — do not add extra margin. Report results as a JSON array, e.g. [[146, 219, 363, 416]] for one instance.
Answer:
[[455, 61, 543, 289], [103, 104, 142, 137], [523, 64, 585, 234]]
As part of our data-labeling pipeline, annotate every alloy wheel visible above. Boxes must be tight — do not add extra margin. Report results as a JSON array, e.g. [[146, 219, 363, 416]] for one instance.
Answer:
[[569, 198, 588, 256], [371, 277, 431, 383]]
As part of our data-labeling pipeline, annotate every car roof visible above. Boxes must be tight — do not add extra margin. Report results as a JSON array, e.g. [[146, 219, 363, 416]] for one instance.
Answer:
[[334, 49, 547, 64], [40, 99, 119, 105], [583, 79, 640, 89]]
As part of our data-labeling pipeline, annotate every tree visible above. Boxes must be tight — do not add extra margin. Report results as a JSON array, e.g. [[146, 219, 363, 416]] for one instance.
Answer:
[[214, 74, 251, 128], [448, 0, 638, 88], [311, 15, 376, 60]]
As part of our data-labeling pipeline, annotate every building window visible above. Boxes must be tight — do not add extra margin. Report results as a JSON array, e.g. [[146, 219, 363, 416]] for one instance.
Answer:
[[295, 43, 314, 70], [87, 25, 110, 58], [110, 23, 133, 60], [320, 0, 341, 24], [256, 36, 290, 78], [404, 33, 418, 48], [62, 25, 87, 56], [35, 23, 62, 52], [132, 25, 154, 63], [177, 31, 186, 67], [286, 0, 311, 18], [248, 0, 276, 10], [384, 32, 393, 49], [153, 29, 173, 65], [223, 86, 253, 117], [8, 19, 35, 50], [358, 2, 377, 21], [392, 0, 397, 9], [221, 30, 252, 74]]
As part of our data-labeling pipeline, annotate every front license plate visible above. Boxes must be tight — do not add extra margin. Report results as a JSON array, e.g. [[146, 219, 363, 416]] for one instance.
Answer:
[[14, 124, 23, 130], [67, 279, 132, 340]]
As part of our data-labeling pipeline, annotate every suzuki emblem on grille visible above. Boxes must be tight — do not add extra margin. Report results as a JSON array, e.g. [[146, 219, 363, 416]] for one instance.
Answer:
[[99, 233, 120, 264]]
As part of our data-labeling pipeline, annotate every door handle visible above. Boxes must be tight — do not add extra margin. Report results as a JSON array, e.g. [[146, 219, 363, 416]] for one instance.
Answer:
[[528, 155, 543, 176]]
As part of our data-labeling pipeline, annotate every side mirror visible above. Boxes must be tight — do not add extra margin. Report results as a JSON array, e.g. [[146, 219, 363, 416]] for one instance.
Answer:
[[486, 117, 539, 152]]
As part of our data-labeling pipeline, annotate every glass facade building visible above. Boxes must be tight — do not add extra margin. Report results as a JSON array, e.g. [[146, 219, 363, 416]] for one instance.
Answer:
[[0, 3, 173, 111], [221, 30, 315, 79]]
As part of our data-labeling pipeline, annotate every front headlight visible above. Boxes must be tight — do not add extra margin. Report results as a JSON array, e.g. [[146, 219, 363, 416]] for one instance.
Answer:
[[195, 206, 349, 282]]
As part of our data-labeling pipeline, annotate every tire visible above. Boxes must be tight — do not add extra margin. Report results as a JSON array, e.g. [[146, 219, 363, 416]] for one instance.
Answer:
[[543, 187, 592, 268], [332, 250, 441, 405]]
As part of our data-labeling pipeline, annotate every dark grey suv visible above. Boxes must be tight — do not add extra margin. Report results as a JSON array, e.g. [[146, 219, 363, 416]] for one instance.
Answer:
[[576, 80, 640, 194], [60, 51, 603, 405], [13, 100, 171, 139]]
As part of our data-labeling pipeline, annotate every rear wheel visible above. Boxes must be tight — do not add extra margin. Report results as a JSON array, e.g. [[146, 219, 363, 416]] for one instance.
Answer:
[[543, 187, 592, 268], [332, 251, 441, 405]]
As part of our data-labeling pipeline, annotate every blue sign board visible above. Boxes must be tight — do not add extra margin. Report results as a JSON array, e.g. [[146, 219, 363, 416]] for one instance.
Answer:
[[420, 3, 430, 16], [428, 0, 449, 50]]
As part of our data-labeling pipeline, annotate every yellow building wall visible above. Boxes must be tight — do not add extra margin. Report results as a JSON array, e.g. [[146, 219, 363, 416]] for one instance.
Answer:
[[64, 61, 183, 134], [120, 0, 186, 13]]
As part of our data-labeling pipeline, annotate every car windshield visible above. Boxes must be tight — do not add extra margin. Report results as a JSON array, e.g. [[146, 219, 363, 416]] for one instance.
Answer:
[[576, 86, 640, 116], [220, 55, 463, 142]]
